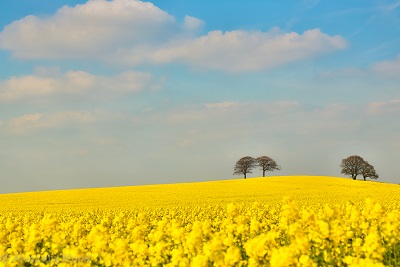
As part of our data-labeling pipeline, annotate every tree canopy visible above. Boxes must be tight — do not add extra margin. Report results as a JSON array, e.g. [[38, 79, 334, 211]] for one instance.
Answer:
[[361, 161, 379, 181], [340, 155, 378, 181], [234, 155, 281, 178], [233, 156, 256, 179], [256, 156, 281, 177]]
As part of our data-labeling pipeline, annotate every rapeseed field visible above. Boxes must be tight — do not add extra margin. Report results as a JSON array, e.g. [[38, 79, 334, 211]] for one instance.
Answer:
[[0, 176, 399, 266]]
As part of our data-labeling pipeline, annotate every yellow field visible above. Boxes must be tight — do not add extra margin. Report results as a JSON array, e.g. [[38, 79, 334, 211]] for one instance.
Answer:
[[0, 176, 399, 266]]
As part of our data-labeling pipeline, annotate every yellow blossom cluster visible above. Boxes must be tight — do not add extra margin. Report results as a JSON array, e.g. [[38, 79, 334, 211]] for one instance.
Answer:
[[0, 176, 399, 266]]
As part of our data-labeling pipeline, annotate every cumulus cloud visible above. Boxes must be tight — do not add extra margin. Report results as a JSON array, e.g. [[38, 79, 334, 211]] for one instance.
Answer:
[[0, 0, 181, 59], [0, 0, 346, 72], [143, 29, 346, 72], [0, 70, 153, 102], [183, 16, 204, 31]]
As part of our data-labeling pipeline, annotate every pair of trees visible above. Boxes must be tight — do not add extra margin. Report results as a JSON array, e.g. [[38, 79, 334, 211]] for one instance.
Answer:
[[234, 156, 281, 179], [340, 155, 379, 181]]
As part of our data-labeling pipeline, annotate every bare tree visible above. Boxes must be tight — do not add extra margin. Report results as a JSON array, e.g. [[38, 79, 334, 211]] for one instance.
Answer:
[[256, 156, 281, 177], [340, 155, 366, 180], [361, 161, 379, 181], [234, 156, 256, 179]]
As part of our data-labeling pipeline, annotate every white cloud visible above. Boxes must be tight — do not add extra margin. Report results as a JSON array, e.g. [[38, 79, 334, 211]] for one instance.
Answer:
[[204, 101, 239, 109], [371, 54, 400, 78], [0, 0, 346, 72], [367, 99, 400, 114], [183, 16, 204, 31], [8, 113, 43, 130], [0, 70, 153, 102], [0, 0, 179, 59], [135, 29, 347, 72], [5, 111, 98, 133], [319, 54, 400, 80]]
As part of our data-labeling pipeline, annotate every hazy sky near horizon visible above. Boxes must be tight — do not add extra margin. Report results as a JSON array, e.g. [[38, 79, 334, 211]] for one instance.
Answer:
[[1, 0, 400, 193]]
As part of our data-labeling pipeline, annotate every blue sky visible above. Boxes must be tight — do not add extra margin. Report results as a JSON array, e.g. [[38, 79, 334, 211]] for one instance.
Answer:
[[1, 0, 400, 193]]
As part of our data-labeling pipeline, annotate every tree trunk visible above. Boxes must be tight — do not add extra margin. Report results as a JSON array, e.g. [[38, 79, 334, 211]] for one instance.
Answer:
[[244, 173, 246, 179], [352, 175, 356, 180], [263, 170, 265, 177], [363, 176, 366, 181]]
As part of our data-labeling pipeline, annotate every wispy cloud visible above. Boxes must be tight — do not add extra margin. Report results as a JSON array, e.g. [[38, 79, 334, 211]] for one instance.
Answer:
[[382, 0, 400, 15], [8, 113, 43, 131], [300, 0, 320, 10], [166, 101, 301, 125], [4, 111, 99, 134], [318, 53, 400, 80], [367, 99, 400, 114], [0, 70, 154, 102], [204, 101, 239, 109], [371, 54, 400, 78]]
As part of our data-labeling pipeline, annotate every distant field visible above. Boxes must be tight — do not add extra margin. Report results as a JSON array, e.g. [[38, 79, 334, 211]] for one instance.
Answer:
[[0, 176, 399, 266], [1, 176, 400, 212]]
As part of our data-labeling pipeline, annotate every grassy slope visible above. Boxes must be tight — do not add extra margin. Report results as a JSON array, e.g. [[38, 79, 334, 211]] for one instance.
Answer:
[[0, 176, 399, 212]]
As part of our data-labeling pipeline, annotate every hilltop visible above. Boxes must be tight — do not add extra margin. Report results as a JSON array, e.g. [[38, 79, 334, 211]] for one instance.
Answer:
[[0, 176, 399, 212]]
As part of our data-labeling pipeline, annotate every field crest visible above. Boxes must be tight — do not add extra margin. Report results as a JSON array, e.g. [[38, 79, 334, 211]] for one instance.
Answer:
[[1, 176, 399, 212]]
